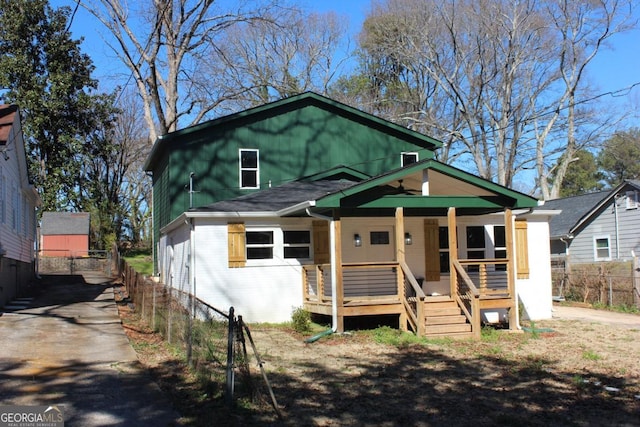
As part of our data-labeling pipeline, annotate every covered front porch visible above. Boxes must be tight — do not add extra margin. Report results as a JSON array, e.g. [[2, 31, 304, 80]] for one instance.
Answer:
[[302, 207, 520, 339], [295, 160, 538, 339]]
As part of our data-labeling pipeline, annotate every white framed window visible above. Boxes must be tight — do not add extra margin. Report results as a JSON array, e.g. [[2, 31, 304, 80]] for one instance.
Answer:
[[239, 149, 259, 189], [244, 228, 312, 263], [22, 198, 27, 236], [12, 183, 19, 231], [401, 152, 418, 167], [439, 226, 450, 273], [283, 230, 311, 259], [0, 174, 5, 224], [493, 225, 507, 271], [246, 230, 273, 259], [625, 191, 638, 209], [466, 225, 486, 272], [593, 236, 611, 261]]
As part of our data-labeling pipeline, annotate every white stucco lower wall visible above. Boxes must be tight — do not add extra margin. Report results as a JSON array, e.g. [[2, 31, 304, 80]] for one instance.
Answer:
[[168, 218, 308, 323], [516, 217, 553, 320], [159, 212, 555, 324]]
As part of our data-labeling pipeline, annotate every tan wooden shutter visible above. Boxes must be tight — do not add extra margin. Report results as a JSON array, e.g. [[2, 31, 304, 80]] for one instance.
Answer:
[[228, 223, 246, 268], [515, 220, 529, 279], [424, 219, 440, 281], [312, 220, 330, 264]]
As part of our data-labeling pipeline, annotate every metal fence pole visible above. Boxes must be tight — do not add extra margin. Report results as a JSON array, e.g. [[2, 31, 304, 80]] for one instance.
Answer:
[[226, 306, 235, 407], [634, 255, 640, 309]]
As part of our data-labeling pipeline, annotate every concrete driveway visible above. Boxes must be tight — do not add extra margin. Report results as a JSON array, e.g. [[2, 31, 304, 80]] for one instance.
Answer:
[[0, 274, 180, 426], [552, 304, 640, 330]]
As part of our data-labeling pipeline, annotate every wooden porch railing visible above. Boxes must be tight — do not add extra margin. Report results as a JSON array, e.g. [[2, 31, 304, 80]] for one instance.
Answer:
[[400, 261, 426, 336], [302, 258, 514, 339], [303, 262, 402, 303], [457, 259, 511, 297], [452, 258, 513, 339], [452, 259, 481, 339]]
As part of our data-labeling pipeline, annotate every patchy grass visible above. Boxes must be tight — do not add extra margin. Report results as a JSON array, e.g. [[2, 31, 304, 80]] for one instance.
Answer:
[[116, 295, 640, 426], [123, 252, 153, 276]]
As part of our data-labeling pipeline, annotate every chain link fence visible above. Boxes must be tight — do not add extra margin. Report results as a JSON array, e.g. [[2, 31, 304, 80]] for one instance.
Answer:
[[551, 257, 640, 308], [119, 262, 281, 416]]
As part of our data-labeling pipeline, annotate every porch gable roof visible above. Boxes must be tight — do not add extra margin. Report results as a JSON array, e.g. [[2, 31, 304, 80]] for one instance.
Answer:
[[314, 159, 539, 211]]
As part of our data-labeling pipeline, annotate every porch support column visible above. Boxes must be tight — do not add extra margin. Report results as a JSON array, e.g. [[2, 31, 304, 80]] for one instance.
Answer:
[[333, 210, 344, 333], [447, 207, 458, 296], [395, 207, 406, 264], [504, 208, 517, 329], [395, 207, 407, 331]]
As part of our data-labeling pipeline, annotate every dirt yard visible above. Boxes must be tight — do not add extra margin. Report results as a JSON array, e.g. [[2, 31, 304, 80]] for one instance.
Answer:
[[117, 296, 640, 426]]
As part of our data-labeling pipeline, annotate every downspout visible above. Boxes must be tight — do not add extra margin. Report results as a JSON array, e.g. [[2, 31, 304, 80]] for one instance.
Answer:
[[512, 208, 534, 331], [306, 208, 338, 334], [614, 197, 620, 259], [190, 218, 196, 319]]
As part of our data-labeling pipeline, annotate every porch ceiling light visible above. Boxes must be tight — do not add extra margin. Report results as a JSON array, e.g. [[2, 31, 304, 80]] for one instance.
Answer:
[[405, 232, 413, 245], [354, 234, 362, 247]]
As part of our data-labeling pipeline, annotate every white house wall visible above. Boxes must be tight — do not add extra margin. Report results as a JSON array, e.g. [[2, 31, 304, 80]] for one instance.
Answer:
[[0, 118, 37, 264], [516, 217, 553, 320], [160, 213, 554, 323], [194, 218, 310, 323]]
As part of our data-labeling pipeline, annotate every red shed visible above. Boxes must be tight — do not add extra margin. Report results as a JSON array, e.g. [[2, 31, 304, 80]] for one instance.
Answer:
[[40, 212, 90, 257]]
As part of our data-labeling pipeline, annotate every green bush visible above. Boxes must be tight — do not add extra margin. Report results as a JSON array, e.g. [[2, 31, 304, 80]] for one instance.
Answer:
[[291, 307, 311, 333]]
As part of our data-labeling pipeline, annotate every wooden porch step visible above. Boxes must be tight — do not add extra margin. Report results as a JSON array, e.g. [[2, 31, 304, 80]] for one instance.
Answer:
[[425, 331, 474, 339], [424, 305, 461, 316], [424, 323, 472, 334], [425, 315, 467, 325], [424, 295, 452, 302]]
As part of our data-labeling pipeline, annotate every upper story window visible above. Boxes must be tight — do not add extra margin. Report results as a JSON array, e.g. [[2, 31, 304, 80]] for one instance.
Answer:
[[625, 190, 638, 209], [239, 149, 259, 189], [12, 183, 19, 231], [401, 152, 418, 167], [0, 174, 5, 224]]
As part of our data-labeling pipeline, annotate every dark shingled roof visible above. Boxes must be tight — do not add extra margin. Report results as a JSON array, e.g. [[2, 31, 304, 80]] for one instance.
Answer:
[[195, 179, 359, 212], [41, 212, 91, 235], [542, 190, 616, 238], [543, 180, 640, 239]]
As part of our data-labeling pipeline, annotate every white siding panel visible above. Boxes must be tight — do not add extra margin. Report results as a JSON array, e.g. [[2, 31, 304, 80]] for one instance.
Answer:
[[517, 219, 553, 320], [0, 131, 37, 264], [192, 218, 307, 323]]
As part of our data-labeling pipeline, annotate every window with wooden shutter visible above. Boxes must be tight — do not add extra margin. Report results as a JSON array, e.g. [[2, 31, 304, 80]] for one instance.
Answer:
[[424, 219, 440, 281], [228, 223, 246, 268], [515, 220, 529, 279], [312, 220, 330, 264]]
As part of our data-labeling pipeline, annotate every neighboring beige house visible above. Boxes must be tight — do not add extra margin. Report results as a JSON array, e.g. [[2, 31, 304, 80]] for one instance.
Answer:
[[0, 105, 41, 308]]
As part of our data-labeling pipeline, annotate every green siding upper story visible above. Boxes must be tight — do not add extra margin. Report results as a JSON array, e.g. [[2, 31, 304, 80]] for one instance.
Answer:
[[145, 93, 443, 230]]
